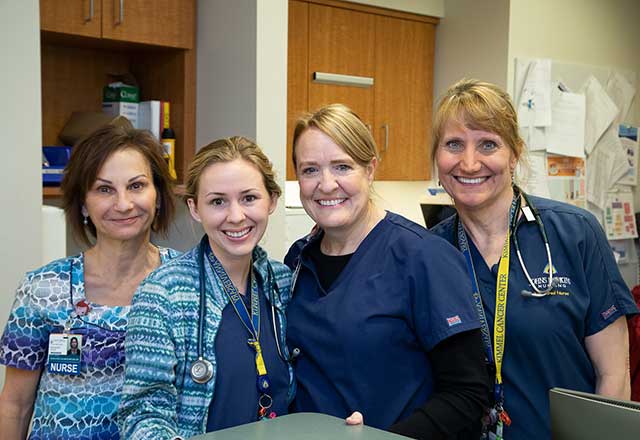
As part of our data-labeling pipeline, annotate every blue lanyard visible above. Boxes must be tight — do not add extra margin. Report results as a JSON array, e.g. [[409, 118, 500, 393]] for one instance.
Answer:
[[456, 193, 520, 401], [205, 248, 260, 340], [204, 242, 274, 418]]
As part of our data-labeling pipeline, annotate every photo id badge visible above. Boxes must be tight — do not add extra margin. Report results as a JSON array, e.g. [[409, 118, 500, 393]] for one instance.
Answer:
[[47, 333, 82, 375]]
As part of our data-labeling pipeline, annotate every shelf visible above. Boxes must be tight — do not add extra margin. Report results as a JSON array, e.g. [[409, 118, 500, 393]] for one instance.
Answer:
[[43, 186, 62, 199]]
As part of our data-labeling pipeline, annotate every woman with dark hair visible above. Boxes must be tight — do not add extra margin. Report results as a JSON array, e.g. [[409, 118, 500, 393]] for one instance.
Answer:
[[0, 125, 180, 439]]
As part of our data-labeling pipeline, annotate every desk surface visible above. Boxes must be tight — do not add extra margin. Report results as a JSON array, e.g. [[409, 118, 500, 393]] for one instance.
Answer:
[[190, 413, 409, 440]]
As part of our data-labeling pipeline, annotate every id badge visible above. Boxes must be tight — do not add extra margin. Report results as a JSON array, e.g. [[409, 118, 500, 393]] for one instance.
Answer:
[[47, 333, 82, 375]]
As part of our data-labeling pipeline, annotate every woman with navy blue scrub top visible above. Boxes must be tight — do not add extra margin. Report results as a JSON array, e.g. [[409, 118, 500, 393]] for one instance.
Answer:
[[118, 137, 294, 439], [285, 104, 490, 439], [430, 79, 638, 440]]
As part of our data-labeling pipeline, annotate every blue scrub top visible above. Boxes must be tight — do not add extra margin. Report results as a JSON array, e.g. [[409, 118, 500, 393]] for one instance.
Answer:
[[431, 196, 638, 440], [285, 211, 480, 429], [206, 285, 290, 432]]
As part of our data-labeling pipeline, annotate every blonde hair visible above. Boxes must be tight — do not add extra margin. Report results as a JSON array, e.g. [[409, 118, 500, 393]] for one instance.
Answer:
[[292, 103, 378, 170], [432, 79, 525, 164], [184, 136, 281, 202]]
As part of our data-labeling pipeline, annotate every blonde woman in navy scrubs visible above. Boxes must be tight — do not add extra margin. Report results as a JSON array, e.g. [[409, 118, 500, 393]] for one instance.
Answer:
[[430, 79, 638, 439], [286, 104, 490, 439]]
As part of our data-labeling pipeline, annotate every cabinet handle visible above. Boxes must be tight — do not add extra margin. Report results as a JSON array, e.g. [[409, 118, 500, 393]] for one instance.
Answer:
[[116, 0, 125, 25], [312, 72, 374, 88], [85, 0, 94, 22], [382, 124, 389, 153]]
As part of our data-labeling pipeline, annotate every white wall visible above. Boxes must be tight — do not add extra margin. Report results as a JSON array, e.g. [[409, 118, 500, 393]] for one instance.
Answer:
[[0, 0, 42, 387], [190, 0, 289, 259], [434, 0, 510, 98], [256, 0, 289, 259]]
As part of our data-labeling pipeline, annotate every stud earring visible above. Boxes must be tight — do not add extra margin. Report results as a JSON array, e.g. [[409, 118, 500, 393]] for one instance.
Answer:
[[83, 215, 88, 225]]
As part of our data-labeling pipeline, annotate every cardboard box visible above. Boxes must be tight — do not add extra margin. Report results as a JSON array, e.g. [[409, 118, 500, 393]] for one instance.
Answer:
[[103, 84, 139, 103], [59, 112, 133, 146]]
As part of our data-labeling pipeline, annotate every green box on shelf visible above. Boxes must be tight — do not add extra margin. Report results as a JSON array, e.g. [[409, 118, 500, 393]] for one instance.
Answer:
[[103, 84, 140, 103]]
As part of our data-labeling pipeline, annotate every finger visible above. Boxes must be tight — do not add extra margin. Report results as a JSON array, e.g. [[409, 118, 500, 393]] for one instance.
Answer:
[[345, 411, 364, 425]]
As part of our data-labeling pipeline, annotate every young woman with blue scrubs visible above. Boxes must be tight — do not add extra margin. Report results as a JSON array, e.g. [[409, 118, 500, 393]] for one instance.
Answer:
[[0, 126, 179, 439], [118, 137, 294, 439], [286, 104, 490, 439], [430, 79, 638, 439]]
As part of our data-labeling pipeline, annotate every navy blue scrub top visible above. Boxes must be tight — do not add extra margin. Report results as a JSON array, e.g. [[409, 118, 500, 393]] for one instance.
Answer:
[[285, 211, 480, 429], [206, 285, 289, 432], [431, 196, 638, 440]]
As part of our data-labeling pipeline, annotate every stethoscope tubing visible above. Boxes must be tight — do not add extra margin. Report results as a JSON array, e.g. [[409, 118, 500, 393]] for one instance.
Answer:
[[192, 237, 292, 383]]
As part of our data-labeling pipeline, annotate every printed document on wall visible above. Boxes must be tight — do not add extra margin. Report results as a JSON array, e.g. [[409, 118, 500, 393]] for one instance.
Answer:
[[581, 76, 619, 154], [546, 88, 586, 157], [519, 152, 550, 198], [618, 125, 639, 186], [604, 191, 638, 240], [587, 145, 614, 209], [515, 58, 552, 128], [546, 155, 586, 208], [606, 72, 636, 125]]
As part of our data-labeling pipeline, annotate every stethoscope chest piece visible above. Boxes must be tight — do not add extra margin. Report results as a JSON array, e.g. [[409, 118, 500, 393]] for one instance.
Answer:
[[191, 357, 214, 384]]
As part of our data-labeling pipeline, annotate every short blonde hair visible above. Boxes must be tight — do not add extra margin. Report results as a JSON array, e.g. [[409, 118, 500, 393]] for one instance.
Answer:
[[184, 136, 281, 202], [292, 104, 378, 171], [432, 79, 525, 163]]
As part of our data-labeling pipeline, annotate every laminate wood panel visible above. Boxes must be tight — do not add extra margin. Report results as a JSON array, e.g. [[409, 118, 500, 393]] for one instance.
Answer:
[[41, 44, 130, 146], [102, 0, 195, 49], [307, 3, 375, 128], [131, 48, 196, 181], [374, 16, 434, 180], [287, 0, 310, 180], [40, 0, 102, 38]]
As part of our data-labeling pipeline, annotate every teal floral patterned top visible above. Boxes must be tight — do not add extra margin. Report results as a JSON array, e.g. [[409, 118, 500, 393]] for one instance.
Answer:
[[0, 247, 180, 440]]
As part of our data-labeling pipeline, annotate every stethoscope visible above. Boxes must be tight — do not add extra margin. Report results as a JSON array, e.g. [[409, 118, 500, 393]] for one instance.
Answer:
[[190, 236, 295, 384], [512, 191, 557, 297], [455, 188, 557, 298]]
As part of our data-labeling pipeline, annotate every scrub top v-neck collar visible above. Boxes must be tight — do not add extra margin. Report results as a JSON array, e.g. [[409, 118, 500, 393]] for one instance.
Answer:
[[302, 211, 390, 296]]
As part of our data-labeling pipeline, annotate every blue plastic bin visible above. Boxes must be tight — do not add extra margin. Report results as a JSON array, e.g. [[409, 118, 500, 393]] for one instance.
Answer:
[[42, 146, 72, 186]]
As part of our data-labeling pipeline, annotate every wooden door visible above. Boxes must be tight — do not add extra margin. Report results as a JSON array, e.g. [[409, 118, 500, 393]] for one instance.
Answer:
[[307, 4, 375, 128], [102, 0, 195, 49], [287, 0, 309, 180], [40, 0, 102, 38], [373, 16, 435, 180]]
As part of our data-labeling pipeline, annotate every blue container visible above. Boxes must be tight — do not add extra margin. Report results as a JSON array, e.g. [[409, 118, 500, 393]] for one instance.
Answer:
[[42, 146, 72, 186]]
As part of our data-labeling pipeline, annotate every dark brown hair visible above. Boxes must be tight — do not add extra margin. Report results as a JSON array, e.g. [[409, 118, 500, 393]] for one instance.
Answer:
[[61, 125, 175, 246]]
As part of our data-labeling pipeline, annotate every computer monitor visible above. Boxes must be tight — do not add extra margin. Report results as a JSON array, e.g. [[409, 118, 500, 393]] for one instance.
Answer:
[[420, 203, 456, 229], [549, 387, 640, 439]]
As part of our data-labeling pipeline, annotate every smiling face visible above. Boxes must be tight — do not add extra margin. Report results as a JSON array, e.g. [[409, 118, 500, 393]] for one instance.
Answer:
[[83, 148, 157, 244], [295, 128, 375, 236], [187, 158, 277, 268], [436, 120, 517, 213]]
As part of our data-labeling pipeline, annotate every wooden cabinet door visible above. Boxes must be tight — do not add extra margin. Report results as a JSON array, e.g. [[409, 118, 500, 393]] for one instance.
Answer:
[[287, 0, 310, 180], [307, 4, 375, 128], [102, 0, 195, 49], [374, 16, 435, 180], [40, 0, 102, 37]]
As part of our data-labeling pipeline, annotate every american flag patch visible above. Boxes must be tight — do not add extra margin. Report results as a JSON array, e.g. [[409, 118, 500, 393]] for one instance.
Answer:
[[601, 305, 618, 320], [446, 315, 462, 326]]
